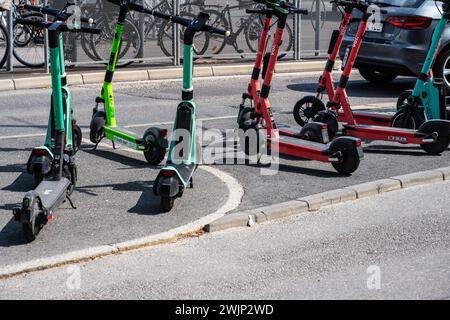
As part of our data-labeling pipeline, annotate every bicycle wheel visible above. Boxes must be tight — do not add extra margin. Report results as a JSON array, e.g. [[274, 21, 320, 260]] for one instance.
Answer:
[[250, 16, 293, 54], [158, 11, 209, 57], [201, 9, 228, 55], [88, 16, 141, 67], [0, 23, 9, 68], [245, 15, 263, 53], [13, 12, 45, 68]]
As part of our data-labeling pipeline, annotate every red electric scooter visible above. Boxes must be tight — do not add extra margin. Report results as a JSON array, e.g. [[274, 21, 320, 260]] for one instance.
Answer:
[[312, 0, 450, 154], [237, 0, 363, 174], [293, 0, 391, 134]]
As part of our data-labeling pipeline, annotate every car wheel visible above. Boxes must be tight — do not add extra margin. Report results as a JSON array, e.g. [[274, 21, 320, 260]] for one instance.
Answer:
[[358, 67, 398, 84], [433, 47, 450, 92]]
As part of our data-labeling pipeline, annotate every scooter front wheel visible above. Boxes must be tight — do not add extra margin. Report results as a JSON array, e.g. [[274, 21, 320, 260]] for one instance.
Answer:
[[89, 111, 106, 144], [293, 96, 325, 127], [143, 128, 167, 165], [419, 121, 450, 155], [161, 196, 175, 212], [73, 124, 82, 154]]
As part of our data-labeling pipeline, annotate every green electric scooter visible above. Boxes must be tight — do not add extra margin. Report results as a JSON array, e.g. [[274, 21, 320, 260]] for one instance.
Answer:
[[12, 6, 100, 242], [151, 12, 230, 212], [89, 0, 168, 165], [393, 0, 450, 129], [22, 1, 89, 187]]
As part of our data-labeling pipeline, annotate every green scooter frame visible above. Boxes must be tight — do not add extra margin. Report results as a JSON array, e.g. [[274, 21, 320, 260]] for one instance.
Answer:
[[13, 13, 101, 242], [25, 4, 83, 187], [394, 1, 450, 128], [152, 12, 229, 212], [89, 0, 168, 165]]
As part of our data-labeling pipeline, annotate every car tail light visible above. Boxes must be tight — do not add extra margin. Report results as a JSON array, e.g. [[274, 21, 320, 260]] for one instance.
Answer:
[[386, 16, 432, 30]]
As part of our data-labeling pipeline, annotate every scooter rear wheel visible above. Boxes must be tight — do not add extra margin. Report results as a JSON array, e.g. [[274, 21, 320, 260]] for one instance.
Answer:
[[419, 123, 450, 155], [293, 96, 325, 127], [22, 198, 43, 242], [330, 139, 361, 175], [161, 196, 175, 212]]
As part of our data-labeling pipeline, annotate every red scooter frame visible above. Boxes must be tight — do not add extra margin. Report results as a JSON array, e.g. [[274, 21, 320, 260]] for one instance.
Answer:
[[238, 2, 363, 175], [294, 0, 391, 128], [321, 3, 450, 154]]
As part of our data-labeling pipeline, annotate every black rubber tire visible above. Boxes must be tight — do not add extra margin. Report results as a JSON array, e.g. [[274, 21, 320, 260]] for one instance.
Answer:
[[433, 47, 450, 92], [396, 90, 423, 110], [313, 111, 339, 141], [391, 108, 423, 130], [73, 124, 82, 154], [0, 23, 10, 69], [330, 139, 361, 175], [358, 67, 398, 84], [89, 111, 106, 144], [22, 198, 42, 242], [293, 96, 325, 127], [419, 123, 450, 155], [237, 107, 264, 157], [143, 128, 167, 165], [161, 196, 175, 212]]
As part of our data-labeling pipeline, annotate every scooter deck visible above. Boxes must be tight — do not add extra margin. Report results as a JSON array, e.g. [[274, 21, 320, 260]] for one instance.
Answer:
[[104, 126, 145, 147], [342, 124, 431, 144], [273, 135, 332, 163], [338, 111, 392, 126], [35, 178, 70, 211]]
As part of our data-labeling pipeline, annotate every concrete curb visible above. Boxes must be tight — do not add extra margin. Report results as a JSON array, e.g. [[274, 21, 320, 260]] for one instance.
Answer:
[[0, 60, 337, 92], [204, 167, 450, 233]]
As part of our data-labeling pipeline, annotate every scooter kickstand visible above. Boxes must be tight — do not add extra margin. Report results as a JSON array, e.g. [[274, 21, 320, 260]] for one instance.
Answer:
[[92, 136, 104, 151], [112, 140, 117, 150], [66, 195, 77, 209], [189, 178, 194, 189]]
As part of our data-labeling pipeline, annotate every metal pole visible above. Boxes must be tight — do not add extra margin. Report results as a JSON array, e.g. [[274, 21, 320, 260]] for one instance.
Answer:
[[172, 0, 180, 66], [293, 0, 301, 60], [6, 0, 13, 72], [44, 0, 49, 73], [315, 0, 320, 56], [138, 0, 145, 59]]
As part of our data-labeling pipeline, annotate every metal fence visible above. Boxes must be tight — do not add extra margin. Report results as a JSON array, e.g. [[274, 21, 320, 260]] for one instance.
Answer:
[[0, 0, 341, 73]]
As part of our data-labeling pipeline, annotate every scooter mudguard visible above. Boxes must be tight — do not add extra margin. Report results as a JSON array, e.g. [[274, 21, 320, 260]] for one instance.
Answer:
[[154, 175, 180, 198], [143, 127, 169, 149], [417, 119, 450, 137], [14, 190, 40, 223], [423, 78, 446, 121], [26, 147, 53, 175]]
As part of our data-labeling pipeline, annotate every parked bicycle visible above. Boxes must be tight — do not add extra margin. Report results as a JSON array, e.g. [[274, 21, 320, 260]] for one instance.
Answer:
[[0, 0, 46, 69]]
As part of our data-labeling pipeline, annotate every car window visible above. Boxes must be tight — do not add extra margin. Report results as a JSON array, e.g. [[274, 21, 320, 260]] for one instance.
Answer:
[[371, 0, 425, 8]]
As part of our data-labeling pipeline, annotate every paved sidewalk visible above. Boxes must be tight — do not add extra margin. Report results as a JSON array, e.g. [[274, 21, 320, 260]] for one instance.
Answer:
[[1, 180, 449, 299]]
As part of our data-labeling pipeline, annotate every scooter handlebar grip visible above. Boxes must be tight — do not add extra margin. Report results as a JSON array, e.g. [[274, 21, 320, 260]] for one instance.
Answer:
[[201, 24, 231, 37], [24, 4, 59, 16], [15, 18, 50, 29], [289, 9, 308, 15], [246, 9, 273, 15]]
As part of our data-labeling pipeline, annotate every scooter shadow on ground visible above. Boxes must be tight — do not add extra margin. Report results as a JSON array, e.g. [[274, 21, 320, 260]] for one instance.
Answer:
[[83, 145, 161, 168], [362, 144, 442, 157], [76, 180, 164, 215], [286, 79, 415, 99], [0, 218, 28, 247], [214, 145, 345, 178], [0, 164, 33, 193]]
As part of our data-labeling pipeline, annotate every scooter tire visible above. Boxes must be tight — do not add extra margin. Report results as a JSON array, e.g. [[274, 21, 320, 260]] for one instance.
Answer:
[[293, 96, 325, 127], [89, 111, 106, 144], [22, 198, 43, 242], [330, 139, 361, 175], [161, 196, 175, 212]]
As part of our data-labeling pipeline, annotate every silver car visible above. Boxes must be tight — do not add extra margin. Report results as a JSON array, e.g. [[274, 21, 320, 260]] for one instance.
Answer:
[[340, 0, 450, 89]]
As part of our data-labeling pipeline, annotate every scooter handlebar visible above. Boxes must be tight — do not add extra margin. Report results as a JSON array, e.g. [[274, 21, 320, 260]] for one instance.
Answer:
[[15, 18, 101, 34], [107, 0, 230, 36], [24, 4, 95, 25], [246, 8, 308, 15]]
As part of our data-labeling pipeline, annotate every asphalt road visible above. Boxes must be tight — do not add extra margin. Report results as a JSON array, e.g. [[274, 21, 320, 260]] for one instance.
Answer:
[[1, 180, 449, 299], [1, 71, 450, 267]]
